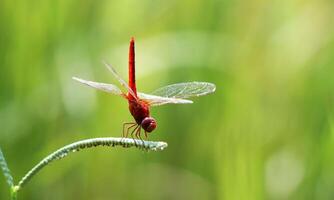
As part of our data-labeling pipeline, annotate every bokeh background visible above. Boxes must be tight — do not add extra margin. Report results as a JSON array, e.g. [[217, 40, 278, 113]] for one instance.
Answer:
[[1, 0, 334, 199]]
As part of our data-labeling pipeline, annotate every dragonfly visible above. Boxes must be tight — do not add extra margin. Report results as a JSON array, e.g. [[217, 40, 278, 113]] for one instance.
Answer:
[[73, 37, 216, 140]]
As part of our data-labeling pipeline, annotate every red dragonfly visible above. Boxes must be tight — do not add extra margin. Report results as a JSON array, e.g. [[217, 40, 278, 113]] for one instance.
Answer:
[[73, 37, 215, 140]]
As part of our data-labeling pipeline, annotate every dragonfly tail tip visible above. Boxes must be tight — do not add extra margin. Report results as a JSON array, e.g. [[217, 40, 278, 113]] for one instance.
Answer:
[[130, 37, 135, 42]]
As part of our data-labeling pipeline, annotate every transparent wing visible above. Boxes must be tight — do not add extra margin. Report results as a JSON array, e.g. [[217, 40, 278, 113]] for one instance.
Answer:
[[102, 61, 138, 100], [72, 77, 125, 97], [151, 82, 216, 99], [138, 92, 193, 106]]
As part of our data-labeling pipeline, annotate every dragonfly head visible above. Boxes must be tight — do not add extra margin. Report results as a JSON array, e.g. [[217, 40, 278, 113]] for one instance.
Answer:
[[141, 117, 157, 133]]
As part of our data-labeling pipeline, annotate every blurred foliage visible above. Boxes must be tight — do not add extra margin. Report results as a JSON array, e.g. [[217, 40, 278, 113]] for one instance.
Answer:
[[1, 0, 334, 199]]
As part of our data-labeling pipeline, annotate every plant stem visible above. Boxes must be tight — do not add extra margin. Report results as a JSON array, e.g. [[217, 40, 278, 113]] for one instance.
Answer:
[[10, 186, 18, 200], [0, 147, 14, 188], [17, 137, 167, 190]]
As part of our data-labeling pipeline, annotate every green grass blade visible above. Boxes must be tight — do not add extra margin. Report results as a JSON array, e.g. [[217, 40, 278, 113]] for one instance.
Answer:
[[17, 137, 167, 190], [0, 147, 14, 187]]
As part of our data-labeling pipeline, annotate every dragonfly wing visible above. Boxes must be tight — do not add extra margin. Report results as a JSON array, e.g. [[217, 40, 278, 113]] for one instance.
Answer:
[[151, 82, 216, 99], [138, 92, 193, 106], [102, 61, 138, 100], [72, 77, 124, 97]]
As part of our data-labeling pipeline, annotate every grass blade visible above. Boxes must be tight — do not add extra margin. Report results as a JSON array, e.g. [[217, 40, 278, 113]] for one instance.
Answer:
[[0, 147, 14, 187], [17, 137, 167, 190]]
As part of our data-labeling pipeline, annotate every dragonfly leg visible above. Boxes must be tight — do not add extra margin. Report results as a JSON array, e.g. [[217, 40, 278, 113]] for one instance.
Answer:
[[144, 131, 148, 139], [135, 127, 144, 144], [130, 125, 140, 146], [123, 122, 136, 138], [135, 127, 140, 138], [123, 123, 137, 138]]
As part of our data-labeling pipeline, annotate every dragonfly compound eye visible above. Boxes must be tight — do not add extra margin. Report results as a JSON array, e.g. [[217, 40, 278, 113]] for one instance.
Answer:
[[141, 117, 157, 133]]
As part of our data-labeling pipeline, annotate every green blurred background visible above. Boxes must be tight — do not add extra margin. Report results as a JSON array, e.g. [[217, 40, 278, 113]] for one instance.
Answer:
[[1, 0, 334, 199]]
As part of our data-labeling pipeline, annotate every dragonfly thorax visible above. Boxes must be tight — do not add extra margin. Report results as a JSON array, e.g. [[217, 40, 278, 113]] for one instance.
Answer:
[[128, 100, 157, 132], [129, 100, 149, 122], [141, 117, 157, 133]]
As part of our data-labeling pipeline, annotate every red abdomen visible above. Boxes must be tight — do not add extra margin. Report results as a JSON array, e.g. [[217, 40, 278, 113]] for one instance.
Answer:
[[128, 37, 137, 100]]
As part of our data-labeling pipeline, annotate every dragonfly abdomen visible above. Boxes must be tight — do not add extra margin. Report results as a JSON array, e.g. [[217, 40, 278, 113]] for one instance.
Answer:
[[128, 37, 137, 99]]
